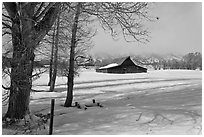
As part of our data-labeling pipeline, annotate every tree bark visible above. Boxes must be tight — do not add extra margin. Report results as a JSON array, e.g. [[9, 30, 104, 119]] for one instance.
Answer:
[[64, 3, 81, 107], [5, 8, 34, 118], [6, 44, 34, 119], [48, 23, 56, 86]]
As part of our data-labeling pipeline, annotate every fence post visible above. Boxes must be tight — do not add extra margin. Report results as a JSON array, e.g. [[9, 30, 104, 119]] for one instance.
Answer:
[[49, 99, 55, 135]]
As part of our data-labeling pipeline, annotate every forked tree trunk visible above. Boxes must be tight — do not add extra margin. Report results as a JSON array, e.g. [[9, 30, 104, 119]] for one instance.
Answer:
[[64, 3, 81, 107], [3, 2, 60, 119]]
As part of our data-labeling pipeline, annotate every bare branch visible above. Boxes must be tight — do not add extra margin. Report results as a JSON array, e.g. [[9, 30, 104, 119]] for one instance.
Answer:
[[33, 2, 45, 18], [2, 13, 12, 20], [2, 85, 10, 90], [34, 3, 61, 44], [34, 2, 56, 21], [2, 22, 12, 30], [32, 69, 47, 78], [2, 31, 12, 36]]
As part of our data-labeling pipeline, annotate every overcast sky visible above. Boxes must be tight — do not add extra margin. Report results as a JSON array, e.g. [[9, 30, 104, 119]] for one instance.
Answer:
[[90, 2, 202, 56]]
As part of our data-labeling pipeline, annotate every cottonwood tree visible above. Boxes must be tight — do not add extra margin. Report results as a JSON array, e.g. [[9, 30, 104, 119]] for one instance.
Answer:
[[47, 3, 94, 107], [47, 22, 56, 86], [2, 2, 61, 120], [35, 19, 58, 87], [49, 12, 61, 92], [45, 4, 92, 92], [47, 5, 68, 87], [64, 2, 155, 107], [63, 3, 81, 107]]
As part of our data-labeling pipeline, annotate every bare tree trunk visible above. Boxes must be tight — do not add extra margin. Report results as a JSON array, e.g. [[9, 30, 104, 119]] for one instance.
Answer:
[[64, 3, 81, 107], [48, 23, 56, 86], [49, 13, 60, 92], [5, 18, 34, 119]]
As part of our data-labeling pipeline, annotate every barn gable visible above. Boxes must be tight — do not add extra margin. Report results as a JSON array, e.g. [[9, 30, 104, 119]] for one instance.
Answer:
[[121, 56, 137, 66]]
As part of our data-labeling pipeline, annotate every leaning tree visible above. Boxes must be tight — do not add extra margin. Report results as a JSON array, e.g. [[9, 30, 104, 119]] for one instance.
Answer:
[[2, 2, 61, 119]]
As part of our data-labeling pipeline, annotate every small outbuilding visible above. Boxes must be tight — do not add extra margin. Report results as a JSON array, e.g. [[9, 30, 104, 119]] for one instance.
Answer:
[[96, 56, 147, 73]]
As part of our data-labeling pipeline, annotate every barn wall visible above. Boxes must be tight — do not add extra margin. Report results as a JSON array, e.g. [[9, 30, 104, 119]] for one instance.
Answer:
[[107, 66, 147, 73], [96, 68, 108, 73]]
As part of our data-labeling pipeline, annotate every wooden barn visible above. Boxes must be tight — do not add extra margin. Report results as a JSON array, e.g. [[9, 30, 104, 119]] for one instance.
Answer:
[[96, 56, 147, 73]]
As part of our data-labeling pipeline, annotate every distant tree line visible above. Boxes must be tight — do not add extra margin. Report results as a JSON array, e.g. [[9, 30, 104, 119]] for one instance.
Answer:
[[157, 52, 202, 70]]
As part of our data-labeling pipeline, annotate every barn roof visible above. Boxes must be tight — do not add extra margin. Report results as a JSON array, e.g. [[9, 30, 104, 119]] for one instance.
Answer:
[[114, 56, 143, 66], [99, 56, 145, 70], [99, 63, 119, 69]]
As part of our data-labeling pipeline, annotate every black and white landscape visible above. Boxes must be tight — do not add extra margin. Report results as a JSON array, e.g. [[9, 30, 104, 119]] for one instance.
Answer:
[[2, 2, 202, 135]]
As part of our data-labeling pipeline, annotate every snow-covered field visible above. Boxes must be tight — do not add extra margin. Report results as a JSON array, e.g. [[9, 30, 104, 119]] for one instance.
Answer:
[[2, 69, 202, 135]]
